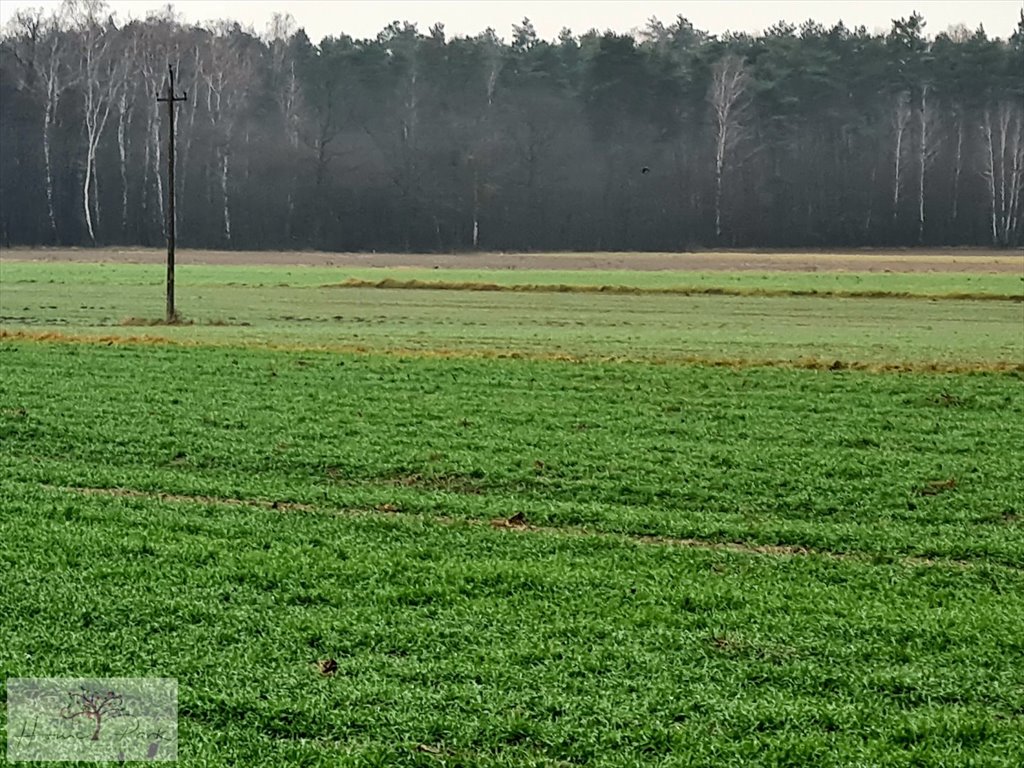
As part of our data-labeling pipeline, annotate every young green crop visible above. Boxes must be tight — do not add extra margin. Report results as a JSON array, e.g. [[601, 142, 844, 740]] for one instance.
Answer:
[[3, 342, 1022, 563], [2, 480, 1023, 767], [2, 265, 1023, 766]]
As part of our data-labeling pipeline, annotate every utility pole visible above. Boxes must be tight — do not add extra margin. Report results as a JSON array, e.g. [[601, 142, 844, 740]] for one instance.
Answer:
[[157, 65, 187, 323]]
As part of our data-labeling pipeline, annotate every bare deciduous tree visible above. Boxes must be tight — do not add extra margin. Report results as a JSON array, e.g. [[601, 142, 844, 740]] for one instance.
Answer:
[[73, 0, 126, 243], [981, 99, 1024, 245], [200, 23, 256, 244], [267, 13, 300, 150], [115, 23, 140, 234], [890, 91, 912, 226], [5, 4, 76, 240], [916, 84, 941, 242], [708, 54, 749, 240], [140, 32, 168, 237], [266, 13, 301, 236]]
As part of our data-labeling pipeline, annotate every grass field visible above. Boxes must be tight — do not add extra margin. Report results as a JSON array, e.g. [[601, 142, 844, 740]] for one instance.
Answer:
[[4, 260, 1024, 295], [2, 260, 1023, 367], [2, 251, 1023, 766]]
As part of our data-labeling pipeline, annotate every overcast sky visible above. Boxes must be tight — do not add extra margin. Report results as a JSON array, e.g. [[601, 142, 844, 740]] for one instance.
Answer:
[[1, 0, 1021, 41]]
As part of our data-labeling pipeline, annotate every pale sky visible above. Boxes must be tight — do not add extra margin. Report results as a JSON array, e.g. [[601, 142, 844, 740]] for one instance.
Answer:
[[1, 0, 1021, 41]]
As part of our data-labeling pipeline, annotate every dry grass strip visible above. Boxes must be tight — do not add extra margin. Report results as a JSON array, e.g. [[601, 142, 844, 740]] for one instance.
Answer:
[[3, 330, 1021, 375], [324, 277, 1024, 302]]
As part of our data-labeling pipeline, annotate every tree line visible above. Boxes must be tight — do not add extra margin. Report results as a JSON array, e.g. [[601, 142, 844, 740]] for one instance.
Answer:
[[1, 2, 1022, 251]]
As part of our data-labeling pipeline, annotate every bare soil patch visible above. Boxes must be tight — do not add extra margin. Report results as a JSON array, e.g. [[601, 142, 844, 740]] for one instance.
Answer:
[[3, 246, 1021, 273]]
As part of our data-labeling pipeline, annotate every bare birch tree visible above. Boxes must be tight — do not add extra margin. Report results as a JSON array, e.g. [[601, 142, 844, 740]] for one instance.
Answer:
[[891, 90, 911, 225], [267, 13, 300, 150], [950, 104, 967, 223], [267, 13, 301, 236], [139, 25, 169, 238], [114, 23, 140, 237], [5, 5, 76, 241], [72, 0, 125, 243], [200, 23, 256, 244], [981, 99, 1024, 245], [916, 85, 941, 242], [708, 54, 749, 240], [1010, 105, 1024, 244], [944, 24, 972, 224]]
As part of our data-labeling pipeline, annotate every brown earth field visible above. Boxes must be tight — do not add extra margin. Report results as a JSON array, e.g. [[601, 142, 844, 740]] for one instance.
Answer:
[[2, 246, 1022, 273]]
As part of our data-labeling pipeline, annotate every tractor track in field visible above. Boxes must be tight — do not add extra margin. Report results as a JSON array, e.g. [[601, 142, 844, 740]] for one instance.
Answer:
[[49, 484, 1009, 571], [3, 330, 1023, 374]]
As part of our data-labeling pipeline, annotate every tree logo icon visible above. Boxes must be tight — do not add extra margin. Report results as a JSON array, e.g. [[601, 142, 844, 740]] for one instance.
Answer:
[[7, 677, 178, 762], [60, 687, 129, 742]]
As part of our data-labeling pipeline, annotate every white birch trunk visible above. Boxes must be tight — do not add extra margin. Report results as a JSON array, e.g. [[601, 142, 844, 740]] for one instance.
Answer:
[[25, 18, 71, 242], [714, 138, 725, 240], [982, 108, 998, 245], [981, 102, 1024, 246], [76, 11, 122, 245], [42, 95, 57, 239], [150, 101, 164, 236], [472, 162, 480, 249], [892, 92, 910, 225], [952, 112, 963, 222], [221, 149, 231, 243], [999, 104, 1012, 244], [708, 55, 749, 241], [865, 165, 876, 234], [82, 147, 95, 242], [178, 47, 201, 204], [1008, 107, 1024, 243], [916, 86, 928, 243], [117, 88, 129, 235]]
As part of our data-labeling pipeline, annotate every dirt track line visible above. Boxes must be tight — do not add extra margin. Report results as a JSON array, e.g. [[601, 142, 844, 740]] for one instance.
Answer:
[[324, 277, 1024, 302], [53, 485, 985, 570], [4, 330, 1022, 374], [67, 485, 316, 512]]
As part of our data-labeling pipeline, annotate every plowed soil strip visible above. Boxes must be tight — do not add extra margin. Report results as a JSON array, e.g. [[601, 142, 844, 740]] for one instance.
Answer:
[[4, 330, 1022, 374], [54, 485, 984, 570]]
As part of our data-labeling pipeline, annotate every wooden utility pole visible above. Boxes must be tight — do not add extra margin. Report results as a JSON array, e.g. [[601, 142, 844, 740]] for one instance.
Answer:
[[157, 65, 187, 323]]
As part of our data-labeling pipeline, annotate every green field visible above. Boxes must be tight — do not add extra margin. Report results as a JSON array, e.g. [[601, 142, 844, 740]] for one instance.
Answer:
[[2, 261, 1023, 366], [2, 256, 1023, 766], [4, 259, 1023, 295]]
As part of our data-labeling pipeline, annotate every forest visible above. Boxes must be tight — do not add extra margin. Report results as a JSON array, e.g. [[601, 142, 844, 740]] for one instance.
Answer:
[[0, 2, 1022, 251]]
